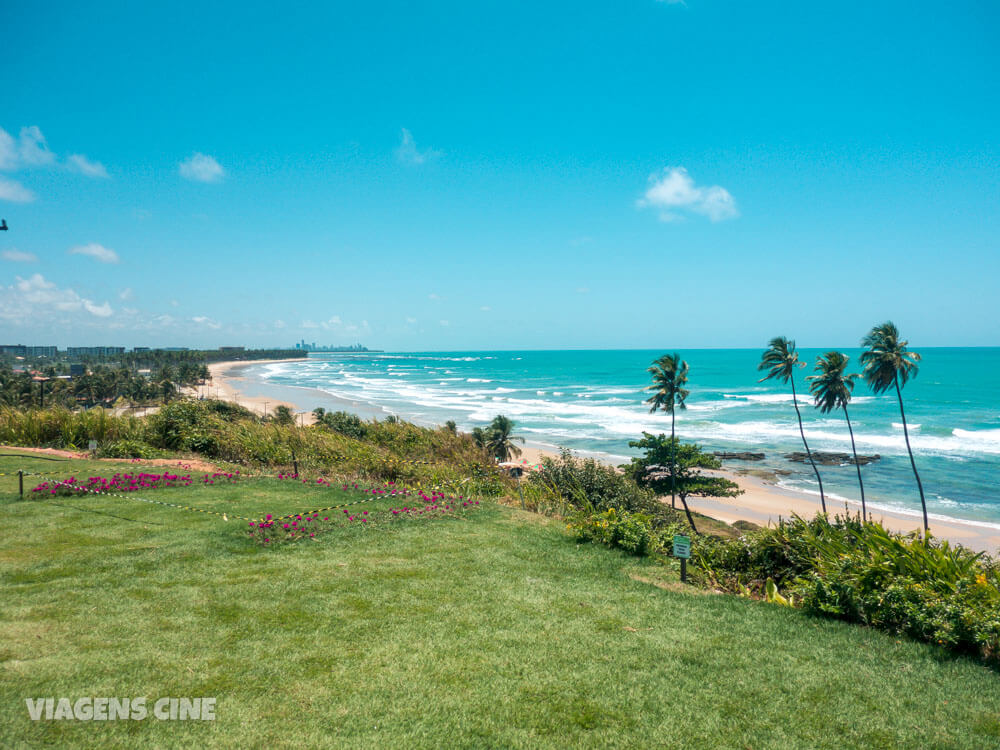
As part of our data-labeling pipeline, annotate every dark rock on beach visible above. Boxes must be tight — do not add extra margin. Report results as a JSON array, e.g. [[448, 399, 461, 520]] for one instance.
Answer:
[[784, 451, 881, 466], [713, 451, 766, 461]]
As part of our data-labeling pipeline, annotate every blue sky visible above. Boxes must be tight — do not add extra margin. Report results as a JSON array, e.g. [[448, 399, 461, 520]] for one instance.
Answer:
[[1, 1, 997, 350]]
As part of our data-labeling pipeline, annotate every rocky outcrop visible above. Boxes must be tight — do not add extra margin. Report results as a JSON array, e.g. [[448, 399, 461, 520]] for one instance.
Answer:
[[783, 451, 881, 466], [713, 451, 766, 461]]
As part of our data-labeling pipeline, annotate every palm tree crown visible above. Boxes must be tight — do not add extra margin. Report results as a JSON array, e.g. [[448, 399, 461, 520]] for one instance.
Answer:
[[485, 414, 524, 463], [859, 321, 921, 393], [757, 336, 802, 384], [807, 351, 858, 414], [645, 353, 690, 415]]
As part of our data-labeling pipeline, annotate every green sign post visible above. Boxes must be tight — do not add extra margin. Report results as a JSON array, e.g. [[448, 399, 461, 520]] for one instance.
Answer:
[[673, 534, 691, 582]]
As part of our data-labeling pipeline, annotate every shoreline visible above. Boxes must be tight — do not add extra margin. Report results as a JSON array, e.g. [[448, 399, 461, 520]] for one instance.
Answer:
[[205, 359, 1000, 554]]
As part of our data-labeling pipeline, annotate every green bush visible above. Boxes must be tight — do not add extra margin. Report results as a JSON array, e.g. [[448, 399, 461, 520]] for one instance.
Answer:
[[530, 449, 656, 515], [570, 508, 657, 556], [693, 514, 1000, 662], [319, 411, 367, 440]]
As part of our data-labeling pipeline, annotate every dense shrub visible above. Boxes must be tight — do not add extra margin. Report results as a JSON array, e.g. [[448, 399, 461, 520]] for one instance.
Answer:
[[694, 515, 1000, 662], [530, 449, 656, 515], [318, 410, 367, 440]]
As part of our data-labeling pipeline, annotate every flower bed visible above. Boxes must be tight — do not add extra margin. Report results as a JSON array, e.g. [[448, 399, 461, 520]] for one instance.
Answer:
[[32, 470, 239, 496]]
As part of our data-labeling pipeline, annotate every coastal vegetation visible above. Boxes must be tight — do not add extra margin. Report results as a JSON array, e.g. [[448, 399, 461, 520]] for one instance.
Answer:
[[624, 434, 742, 533], [861, 321, 927, 533], [808, 351, 868, 520], [757, 337, 827, 512], [644, 352, 689, 509]]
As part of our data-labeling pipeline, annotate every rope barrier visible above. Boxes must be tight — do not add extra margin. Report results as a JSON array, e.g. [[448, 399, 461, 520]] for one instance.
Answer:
[[22, 471, 254, 522]]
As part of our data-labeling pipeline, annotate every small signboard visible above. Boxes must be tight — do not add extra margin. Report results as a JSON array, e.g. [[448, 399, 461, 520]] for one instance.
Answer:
[[88, 440, 97, 452], [672, 534, 691, 559]]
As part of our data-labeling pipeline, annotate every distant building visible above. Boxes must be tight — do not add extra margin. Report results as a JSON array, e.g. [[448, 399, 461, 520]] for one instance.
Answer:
[[69, 363, 86, 376], [26, 346, 57, 358], [1, 345, 26, 356], [133, 347, 150, 352], [66, 347, 126, 357], [219, 346, 245, 352]]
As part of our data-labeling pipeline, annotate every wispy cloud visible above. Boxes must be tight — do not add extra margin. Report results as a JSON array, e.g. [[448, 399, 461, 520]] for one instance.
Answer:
[[1, 249, 38, 263], [192, 315, 222, 330], [179, 152, 225, 183], [119, 287, 134, 300], [0, 175, 35, 203], [12, 126, 55, 167], [67, 153, 109, 178], [396, 128, 441, 166], [638, 167, 739, 222], [69, 243, 120, 264], [0, 273, 113, 322]]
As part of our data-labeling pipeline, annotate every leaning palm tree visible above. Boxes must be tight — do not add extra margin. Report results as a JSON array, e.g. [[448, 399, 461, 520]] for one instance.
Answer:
[[808, 351, 867, 521], [860, 321, 926, 534], [645, 353, 690, 509], [758, 337, 826, 512], [485, 414, 524, 463]]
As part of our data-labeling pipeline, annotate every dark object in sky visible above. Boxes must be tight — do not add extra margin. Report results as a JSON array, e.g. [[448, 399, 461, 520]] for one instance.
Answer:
[[0, 219, 8, 230]]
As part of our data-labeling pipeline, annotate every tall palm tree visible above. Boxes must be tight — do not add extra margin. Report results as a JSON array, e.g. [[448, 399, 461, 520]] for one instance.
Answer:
[[645, 353, 690, 509], [808, 351, 867, 521], [860, 321, 926, 534], [758, 337, 827, 512], [485, 414, 524, 463]]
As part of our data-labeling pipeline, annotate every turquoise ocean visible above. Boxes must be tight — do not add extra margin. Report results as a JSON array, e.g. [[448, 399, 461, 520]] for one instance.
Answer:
[[240, 349, 1000, 529]]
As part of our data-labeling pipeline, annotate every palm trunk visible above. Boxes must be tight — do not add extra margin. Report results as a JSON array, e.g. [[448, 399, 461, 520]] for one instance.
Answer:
[[670, 408, 676, 509], [843, 404, 866, 522], [894, 375, 928, 535], [790, 378, 826, 513], [679, 493, 698, 534]]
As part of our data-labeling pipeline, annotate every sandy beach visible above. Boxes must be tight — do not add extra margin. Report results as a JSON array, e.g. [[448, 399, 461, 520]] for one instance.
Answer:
[[203, 359, 1000, 554]]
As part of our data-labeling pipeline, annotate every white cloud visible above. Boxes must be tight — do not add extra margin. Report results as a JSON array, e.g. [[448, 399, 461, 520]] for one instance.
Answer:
[[0, 129, 16, 170], [0, 175, 35, 203], [67, 153, 109, 178], [396, 128, 441, 166], [480, 306, 491, 312], [192, 315, 222, 330], [301, 319, 319, 329], [273, 319, 286, 329], [637, 167, 739, 222], [0, 273, 113, 322], [576, 287, 590, 294], [119, 287, 134, 300], [69, 243, 120, 264], [428, 293, 441, 300], [1, 249, 38, 263], [179, 152, 225, 183], [439, 319, 450, 326], [15, 126, 55, 167], [405, 317, 417, 324]]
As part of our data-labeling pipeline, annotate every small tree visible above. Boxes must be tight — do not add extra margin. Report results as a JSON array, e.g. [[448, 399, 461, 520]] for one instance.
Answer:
[[485, 414, 524, 463], [625, 433, 742, 533], [272, 405, 295, 426]]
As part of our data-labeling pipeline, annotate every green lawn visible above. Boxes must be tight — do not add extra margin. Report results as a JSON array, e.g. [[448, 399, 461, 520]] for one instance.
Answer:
[[2, 450, 999, 749]]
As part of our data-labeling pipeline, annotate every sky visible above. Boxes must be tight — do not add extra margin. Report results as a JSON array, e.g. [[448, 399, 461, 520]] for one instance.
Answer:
[[1, 1, 998, 351]]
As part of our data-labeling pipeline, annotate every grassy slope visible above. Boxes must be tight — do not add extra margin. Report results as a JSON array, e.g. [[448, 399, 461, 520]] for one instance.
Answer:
[[2, 450, 999, 749]]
